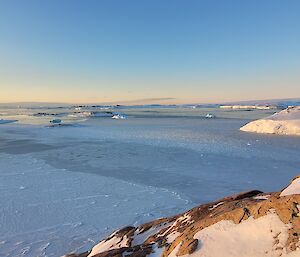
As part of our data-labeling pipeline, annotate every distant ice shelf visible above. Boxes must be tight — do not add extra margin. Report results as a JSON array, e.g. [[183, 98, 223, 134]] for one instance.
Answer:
[[220, 105, 276, 110]]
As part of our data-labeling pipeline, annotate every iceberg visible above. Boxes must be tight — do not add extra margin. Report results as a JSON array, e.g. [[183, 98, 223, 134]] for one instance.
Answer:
[[111, 114, 127, 119], [240, 106, 300, 136], [0, 119, 17, 124], [49, 119, 62, 124], [205, 113, 216, 118], [68, 111, 113, 118], [220, 105, 276, 110]]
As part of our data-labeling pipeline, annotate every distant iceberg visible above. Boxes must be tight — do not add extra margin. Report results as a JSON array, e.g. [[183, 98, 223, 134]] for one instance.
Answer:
[[0, 119, 17, 124], [220, 105, 276, 110], [240, 106, 300, 136], [50, 119, 62, 124], [72, 105, 112, 110], [205, 113, 216, 118], [32, 112, 60, 117], [47, 119, 80, 127], [68, 111, 113, 118], [111, 114, 127, 120]]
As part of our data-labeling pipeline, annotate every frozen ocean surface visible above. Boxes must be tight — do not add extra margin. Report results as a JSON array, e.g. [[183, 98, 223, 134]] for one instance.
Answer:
[[0, 105, 300, 256]]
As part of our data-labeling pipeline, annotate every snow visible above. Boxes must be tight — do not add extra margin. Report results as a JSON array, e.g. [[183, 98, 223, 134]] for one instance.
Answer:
[[88, 221, 173, 256], [87, 232, 130, 257], [188, 211, 296, 257], [0, 153, 188, 257], [208, 201, 224, 210], [166, 231, 181, 243], [157, 213, 193, 239], [280, 177, 300, 196], [1, 105, 300, 256], [240, 107, 300, 136], [168, 243, 182, 257], [253, 195, 270, 200], [132, 222, 172, 246], [175, 213, 193, 225]]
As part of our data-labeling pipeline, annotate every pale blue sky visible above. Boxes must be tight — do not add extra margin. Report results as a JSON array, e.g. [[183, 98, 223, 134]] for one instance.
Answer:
[[0, 0, 299, 103]]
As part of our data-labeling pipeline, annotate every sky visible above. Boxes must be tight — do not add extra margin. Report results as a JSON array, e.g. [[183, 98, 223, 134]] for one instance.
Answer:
[[0, 0, 299, 104]]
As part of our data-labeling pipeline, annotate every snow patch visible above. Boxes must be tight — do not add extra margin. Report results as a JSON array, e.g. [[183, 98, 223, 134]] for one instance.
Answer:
[[189, 211, 294, 257], [208, 201, 224, 210], [132, 222, 172, 246], [253, 195, 270, 200], [166, 231, 181, 243], [280, 178, 300, 197], [87, 232, 130, 257], [158, 213, 193, 239]]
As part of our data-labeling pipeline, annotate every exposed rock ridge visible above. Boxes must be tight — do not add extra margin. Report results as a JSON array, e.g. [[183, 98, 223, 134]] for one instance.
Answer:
[[65, 177, 300, 257]]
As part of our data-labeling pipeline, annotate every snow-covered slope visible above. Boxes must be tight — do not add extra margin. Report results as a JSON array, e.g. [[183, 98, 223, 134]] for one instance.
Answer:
[[65, 175, 300, 257], [280, 176, 300, 196], [240, 106, 300, 136]]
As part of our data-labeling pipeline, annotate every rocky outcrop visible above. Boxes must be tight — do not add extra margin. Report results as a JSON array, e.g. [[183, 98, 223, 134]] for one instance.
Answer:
[[65, 176, 300, 257]]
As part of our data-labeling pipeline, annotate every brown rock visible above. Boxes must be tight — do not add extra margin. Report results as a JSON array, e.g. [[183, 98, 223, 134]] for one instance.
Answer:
[[65, 175, 300, 257]]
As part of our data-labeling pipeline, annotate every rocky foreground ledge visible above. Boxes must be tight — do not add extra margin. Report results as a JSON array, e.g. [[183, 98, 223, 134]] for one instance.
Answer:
[[66, 176, 300, 257]]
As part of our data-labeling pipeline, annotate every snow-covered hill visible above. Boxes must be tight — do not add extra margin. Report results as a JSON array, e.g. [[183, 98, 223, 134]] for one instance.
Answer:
[[65, 175, 300, 257], [240, 106, 300, 136]]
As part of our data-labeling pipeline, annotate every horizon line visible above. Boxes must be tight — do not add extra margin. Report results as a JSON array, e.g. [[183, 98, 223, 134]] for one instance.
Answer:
[[1, 97, 300, 106]]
